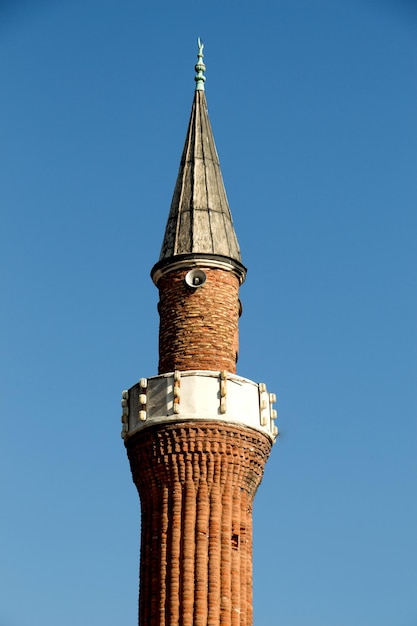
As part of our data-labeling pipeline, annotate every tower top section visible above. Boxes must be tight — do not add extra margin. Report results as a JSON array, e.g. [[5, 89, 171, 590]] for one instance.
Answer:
[[151, 40, 246, 285]]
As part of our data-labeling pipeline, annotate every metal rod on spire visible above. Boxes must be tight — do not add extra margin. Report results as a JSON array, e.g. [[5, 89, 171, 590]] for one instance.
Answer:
[[194, 38, 206, 91]]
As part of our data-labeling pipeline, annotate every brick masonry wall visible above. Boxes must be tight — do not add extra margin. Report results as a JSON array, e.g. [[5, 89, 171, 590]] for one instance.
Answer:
[[157, 268, 240, 374], [126, 421, 272, 626]]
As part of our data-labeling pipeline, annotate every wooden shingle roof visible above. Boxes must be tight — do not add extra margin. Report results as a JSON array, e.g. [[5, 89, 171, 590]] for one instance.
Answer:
[[158, 88, 242, 265]]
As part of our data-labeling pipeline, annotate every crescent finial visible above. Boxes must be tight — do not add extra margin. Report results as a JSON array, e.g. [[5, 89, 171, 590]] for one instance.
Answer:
[[195, 38, 206, 91]]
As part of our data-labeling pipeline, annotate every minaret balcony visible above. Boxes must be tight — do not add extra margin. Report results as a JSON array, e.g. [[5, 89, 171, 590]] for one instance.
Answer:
[[121, 371, 278, 443]]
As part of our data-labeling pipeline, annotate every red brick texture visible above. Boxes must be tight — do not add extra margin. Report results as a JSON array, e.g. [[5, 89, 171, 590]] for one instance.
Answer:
[[157, 268, 240, 374], [126, 421, 272, 626]]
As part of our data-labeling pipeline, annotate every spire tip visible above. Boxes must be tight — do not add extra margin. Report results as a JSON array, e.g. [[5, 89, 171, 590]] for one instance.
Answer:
[[195, 38, 206, 91]]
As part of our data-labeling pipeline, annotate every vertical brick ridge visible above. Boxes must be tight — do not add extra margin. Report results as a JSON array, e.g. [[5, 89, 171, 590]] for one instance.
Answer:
[[126, 422, 272, 626], [239, 495, 249, 626], [182, 462, 196, 626], [194, 480, 209, 626], [168, 451, 181, 625], [245, 509, 254, 626], [231, 461, 241, 626], [220, 466, 233, 624], [160, 484, 169, 625], [157, 268, 240, 374], [208, 462, 221, 626]]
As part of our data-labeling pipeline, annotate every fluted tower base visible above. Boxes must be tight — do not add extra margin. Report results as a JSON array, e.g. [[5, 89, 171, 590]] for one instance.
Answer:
[[126, 421, 272, 626]]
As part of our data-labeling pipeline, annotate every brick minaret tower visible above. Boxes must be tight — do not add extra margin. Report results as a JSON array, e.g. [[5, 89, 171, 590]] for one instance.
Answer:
[[121, 40, 278, 626]]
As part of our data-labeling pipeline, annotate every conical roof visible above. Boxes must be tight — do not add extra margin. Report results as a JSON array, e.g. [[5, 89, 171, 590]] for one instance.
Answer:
[[158, 88, 242, 263], [152, 41, 245, 283]]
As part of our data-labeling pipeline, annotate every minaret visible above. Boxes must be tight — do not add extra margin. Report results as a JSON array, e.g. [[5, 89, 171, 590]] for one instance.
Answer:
[[121, 40, 278, 626]]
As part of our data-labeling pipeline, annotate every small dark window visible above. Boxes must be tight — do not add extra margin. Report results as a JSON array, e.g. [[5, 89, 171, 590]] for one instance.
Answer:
[[231, 534, 239, 549]]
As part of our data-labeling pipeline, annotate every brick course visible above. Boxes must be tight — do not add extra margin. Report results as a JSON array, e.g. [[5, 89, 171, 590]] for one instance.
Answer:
[[126, 421, 272, 626], [157, 268, 240, 374]]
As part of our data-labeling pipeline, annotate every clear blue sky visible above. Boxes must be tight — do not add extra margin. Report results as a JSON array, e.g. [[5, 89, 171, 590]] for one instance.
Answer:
[[1, 1, 416, 625]]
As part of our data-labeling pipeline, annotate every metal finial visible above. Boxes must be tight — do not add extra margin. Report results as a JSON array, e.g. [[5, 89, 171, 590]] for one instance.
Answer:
[[195, 38, 206, 91]]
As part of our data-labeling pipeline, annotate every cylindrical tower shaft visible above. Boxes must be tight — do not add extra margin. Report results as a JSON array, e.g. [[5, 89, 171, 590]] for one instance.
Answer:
[[127, 423, 272, 626], [157, 267, 240, 374]]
